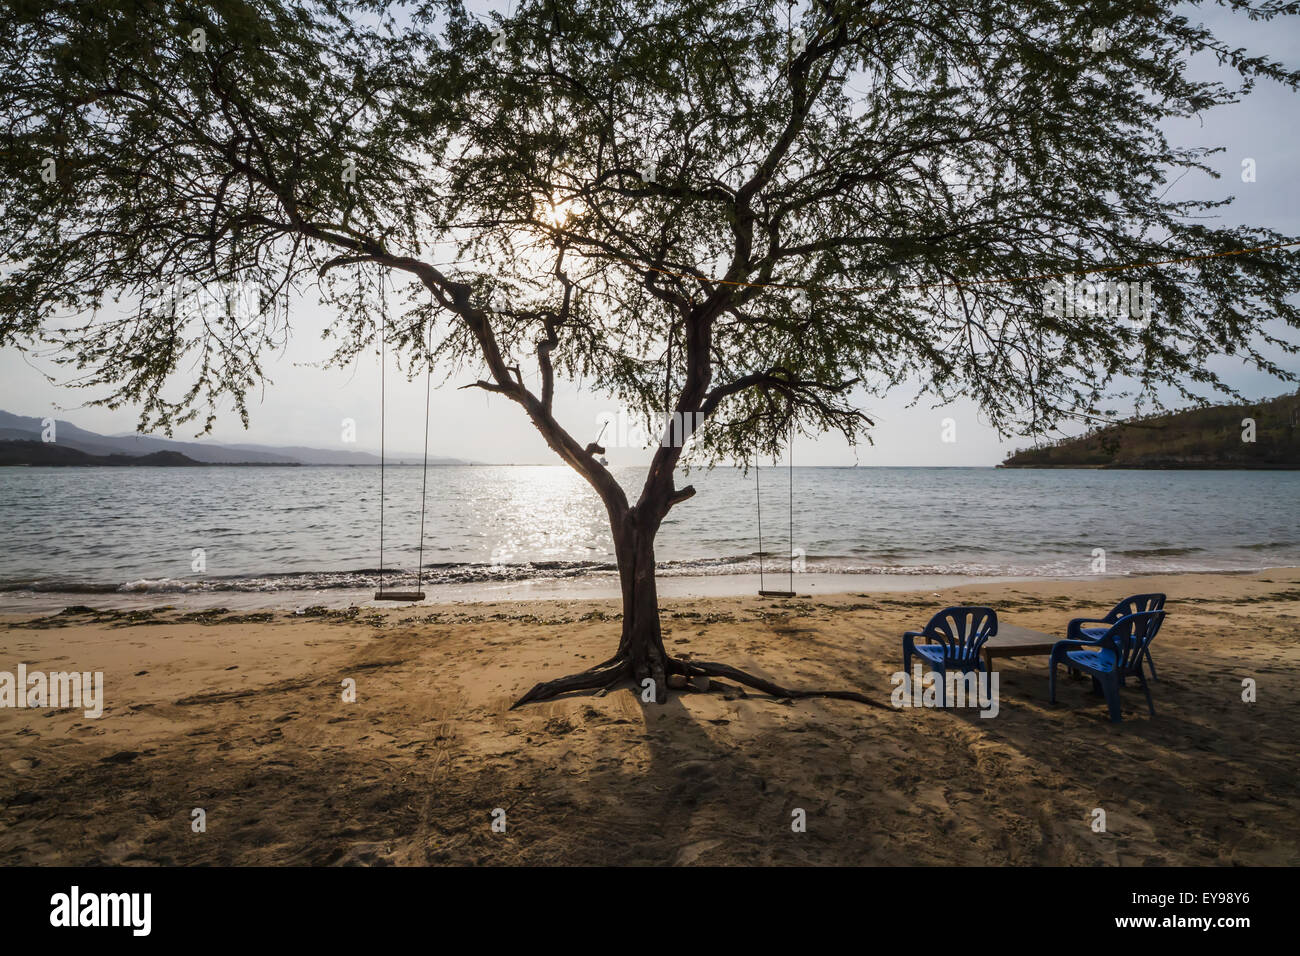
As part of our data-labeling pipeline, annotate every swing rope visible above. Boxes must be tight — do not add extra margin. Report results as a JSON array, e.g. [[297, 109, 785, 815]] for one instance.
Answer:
[[788, 417, 794, 594], [416, 314, 432, 592], [755, 414, 796, 598], [755, 452, 765, 592], [375, 269, 431, 602], [378, 269, 386, 594]]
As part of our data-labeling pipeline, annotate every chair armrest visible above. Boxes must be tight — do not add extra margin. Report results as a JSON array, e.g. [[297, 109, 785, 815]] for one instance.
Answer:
[[1050, 638, 1102, 664], [1067, 618, 1111, 642]]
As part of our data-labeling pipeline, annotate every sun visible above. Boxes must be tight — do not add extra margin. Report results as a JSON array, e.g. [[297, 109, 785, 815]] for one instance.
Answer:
[[545, 199, 570, 228]]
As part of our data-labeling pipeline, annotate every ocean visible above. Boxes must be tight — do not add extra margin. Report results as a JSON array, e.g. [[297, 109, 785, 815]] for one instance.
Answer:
[[1, 465, 1297, 607]]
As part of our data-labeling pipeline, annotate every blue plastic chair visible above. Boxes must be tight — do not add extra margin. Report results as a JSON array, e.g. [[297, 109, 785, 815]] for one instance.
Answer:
[[902, 607, 997, 705], [1068, 593, 1165, 680], [1049, 610, 1164, 723]]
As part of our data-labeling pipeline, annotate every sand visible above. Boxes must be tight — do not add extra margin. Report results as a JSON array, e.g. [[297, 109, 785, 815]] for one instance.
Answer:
[[0, 569, 1297, 866]]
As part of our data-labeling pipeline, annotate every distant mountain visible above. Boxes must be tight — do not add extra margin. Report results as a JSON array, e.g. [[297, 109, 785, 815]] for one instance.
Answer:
[[219, 442, 387, 465], [215, 442, 455, 465], [0, 440, 206, 467], [0, 426, 124, 457], [1001, 392, 1300, 469], [0, 410, 468, 466]]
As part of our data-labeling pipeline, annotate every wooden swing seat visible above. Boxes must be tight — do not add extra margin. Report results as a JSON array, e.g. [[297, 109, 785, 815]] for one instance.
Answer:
[[373, 590, 426, 602], [759, 589, 796, 598]]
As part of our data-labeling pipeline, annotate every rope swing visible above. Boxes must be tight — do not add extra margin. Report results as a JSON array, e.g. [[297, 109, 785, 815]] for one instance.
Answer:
[[375, 270, 432, 602], [756, 416, 796, 598]]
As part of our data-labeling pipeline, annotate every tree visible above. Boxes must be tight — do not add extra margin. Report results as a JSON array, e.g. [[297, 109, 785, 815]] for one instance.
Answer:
[[3, 0, 1299, 707]]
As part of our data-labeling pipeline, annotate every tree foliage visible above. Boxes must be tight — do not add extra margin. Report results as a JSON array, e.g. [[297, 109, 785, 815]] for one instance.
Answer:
[[2, 0, 1299, 461]]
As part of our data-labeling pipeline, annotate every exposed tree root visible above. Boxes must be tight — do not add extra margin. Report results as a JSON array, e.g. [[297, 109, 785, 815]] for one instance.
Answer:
[[510, 658, 630, 709], [510, 654, 888, 711], [676, 658, 891, 711]]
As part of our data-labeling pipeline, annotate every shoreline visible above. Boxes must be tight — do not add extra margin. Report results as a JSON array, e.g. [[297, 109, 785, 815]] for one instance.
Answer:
[[0, 565, 1290, 615]]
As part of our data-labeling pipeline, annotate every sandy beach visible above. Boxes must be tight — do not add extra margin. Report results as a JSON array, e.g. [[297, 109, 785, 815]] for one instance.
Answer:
[[0, 569, 1296, 866]]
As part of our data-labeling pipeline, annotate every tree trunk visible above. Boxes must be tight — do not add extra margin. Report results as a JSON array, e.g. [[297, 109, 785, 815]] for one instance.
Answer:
[[614, 516, 668, 702]]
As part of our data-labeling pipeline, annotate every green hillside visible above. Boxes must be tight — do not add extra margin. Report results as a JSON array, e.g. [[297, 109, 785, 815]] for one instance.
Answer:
[[1001, 392, 1300, 468]]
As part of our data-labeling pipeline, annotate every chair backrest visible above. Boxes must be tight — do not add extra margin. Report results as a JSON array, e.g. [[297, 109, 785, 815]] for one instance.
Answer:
[[1106, 593, 1166, 622], [1098, 610, 1164, 672], [923, 606, 998, 664]]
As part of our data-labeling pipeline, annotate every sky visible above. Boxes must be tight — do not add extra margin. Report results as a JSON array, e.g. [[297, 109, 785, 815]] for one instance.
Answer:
[[2, 3, 1298, 467]]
